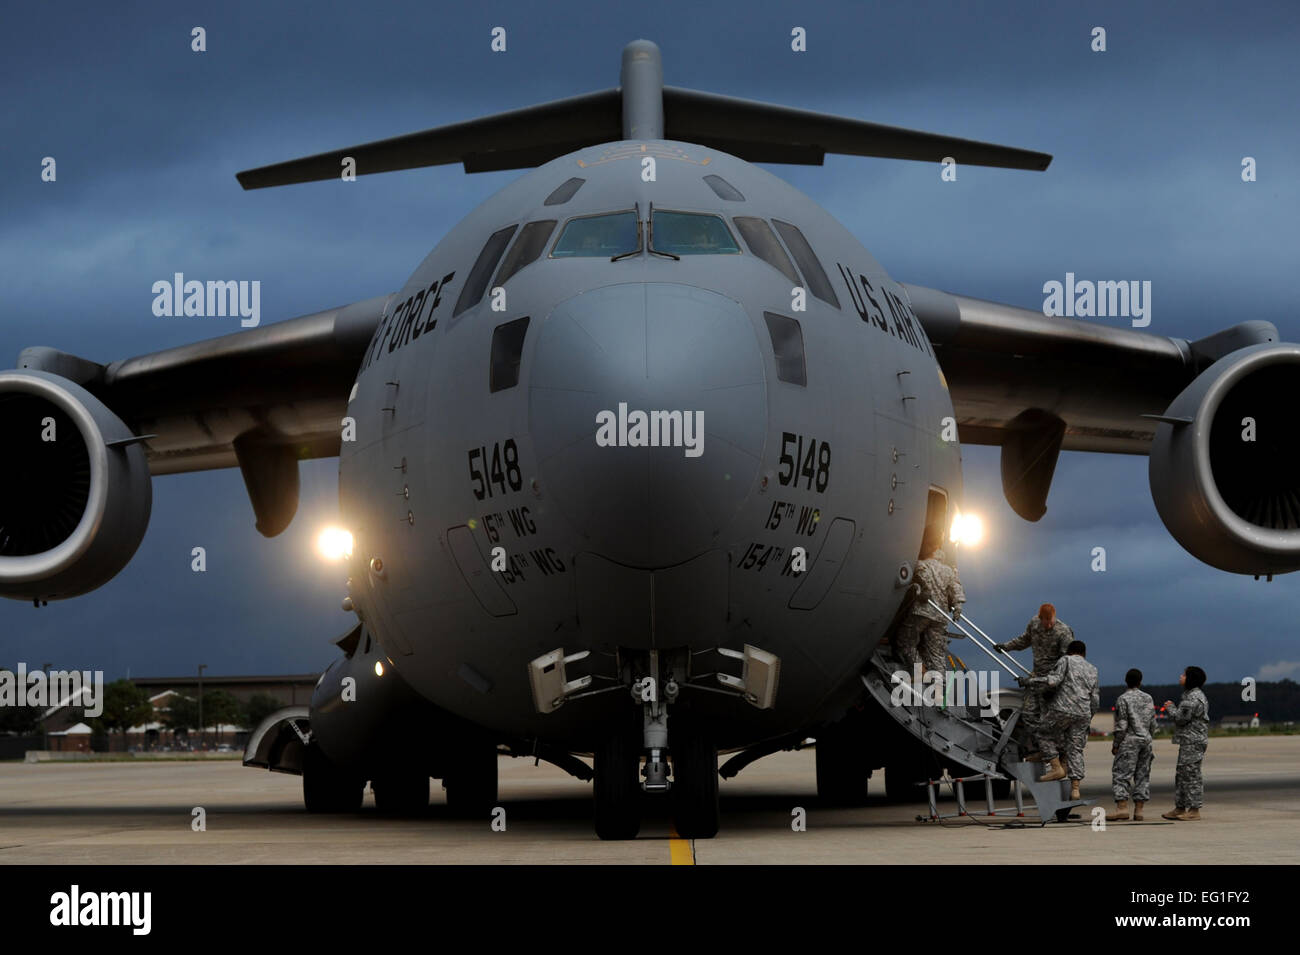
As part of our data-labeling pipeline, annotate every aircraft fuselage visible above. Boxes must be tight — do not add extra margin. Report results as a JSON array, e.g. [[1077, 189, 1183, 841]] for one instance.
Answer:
[[339, 139, 962, 751]]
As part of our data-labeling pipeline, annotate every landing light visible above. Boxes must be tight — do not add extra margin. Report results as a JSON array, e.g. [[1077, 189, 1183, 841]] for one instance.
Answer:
[[374, 661, 384, 677], [950, 509, 985, 548], [317, 526, 354, 561]]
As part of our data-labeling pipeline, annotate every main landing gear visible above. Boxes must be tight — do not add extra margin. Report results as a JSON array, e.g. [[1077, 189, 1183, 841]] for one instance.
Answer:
[[302, 739, 498, 818], [302, 742, 365, 813], [443, 741, 500, 817]]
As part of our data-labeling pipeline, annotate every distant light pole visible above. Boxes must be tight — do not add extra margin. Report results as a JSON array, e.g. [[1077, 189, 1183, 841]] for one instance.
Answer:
[[41, 663, 51, 752], [197, 664, 207, 750]]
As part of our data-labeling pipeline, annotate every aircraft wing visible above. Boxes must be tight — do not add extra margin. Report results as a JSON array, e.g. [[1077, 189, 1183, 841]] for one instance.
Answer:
[[903, 283, 1279, 454], [14, 294, 391, 540], [901, 283, 1283, 522], [18, 294, 391, 477]]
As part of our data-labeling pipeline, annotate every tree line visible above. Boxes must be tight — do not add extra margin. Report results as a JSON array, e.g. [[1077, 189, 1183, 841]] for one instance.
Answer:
[[0, 673, 287, 740], [1099, 679, 1300, 722]]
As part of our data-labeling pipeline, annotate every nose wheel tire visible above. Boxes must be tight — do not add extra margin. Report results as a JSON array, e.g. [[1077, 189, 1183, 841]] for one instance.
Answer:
[[302, 743, 365, 813], [373, 773, 430, 816], [444, 744, 500, 818], [670, 731, 719, 839], [594, 728, 642, 840]]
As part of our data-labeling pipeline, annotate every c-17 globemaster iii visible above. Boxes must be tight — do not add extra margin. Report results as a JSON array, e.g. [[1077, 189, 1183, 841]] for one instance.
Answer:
[[2, 40, 1295, 839]]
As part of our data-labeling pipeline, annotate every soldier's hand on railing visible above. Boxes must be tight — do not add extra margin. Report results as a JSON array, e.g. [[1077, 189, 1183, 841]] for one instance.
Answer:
[[1015, 675, 1030, 688], [993, 643, 1007, 652]]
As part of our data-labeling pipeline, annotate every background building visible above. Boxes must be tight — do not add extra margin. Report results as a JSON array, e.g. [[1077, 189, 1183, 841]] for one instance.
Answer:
[[25, 673, 319, 754]]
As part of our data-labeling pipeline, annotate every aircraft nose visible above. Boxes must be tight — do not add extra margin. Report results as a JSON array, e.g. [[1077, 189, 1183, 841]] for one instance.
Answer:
[[529, 283, 767, 568]]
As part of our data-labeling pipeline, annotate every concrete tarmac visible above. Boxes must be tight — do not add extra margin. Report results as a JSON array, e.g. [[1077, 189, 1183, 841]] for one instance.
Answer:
[[0, 736, 1296, 864]]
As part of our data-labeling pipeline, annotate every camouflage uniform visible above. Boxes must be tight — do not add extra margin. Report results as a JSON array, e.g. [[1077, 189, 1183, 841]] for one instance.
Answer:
[[893, 618, 928, 673], [905, 550, 965, 673], [1111, 687, 1156, 802], [1031, 653, 1099, 780], [1000, 616, 1074, 751], [1170, 687, 1209, 809]]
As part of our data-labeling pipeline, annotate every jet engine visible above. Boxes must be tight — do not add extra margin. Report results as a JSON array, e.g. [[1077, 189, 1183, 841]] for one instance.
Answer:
[[1149, 343, 1300, 575], [0, 370, 152, 601]]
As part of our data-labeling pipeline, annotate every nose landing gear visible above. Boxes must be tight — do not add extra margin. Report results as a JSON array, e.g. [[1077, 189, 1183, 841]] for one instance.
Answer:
[[593, 652, 720, 841], [669, 724, 720, 839], [638, 651, 675, 794], [594, 722, 643, 840], [530, 644, 776, 840]]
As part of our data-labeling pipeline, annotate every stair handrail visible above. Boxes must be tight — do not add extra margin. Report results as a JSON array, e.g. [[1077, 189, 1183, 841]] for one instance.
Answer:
[[925, 600, 1031, 679], [949, 609, 1033, 677]]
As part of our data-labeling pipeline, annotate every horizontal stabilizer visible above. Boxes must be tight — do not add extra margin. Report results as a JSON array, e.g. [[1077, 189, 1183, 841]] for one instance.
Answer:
[[237, 89, 621, 189], [236, 45, 1050, 189], [660, 86, 1051, 171]]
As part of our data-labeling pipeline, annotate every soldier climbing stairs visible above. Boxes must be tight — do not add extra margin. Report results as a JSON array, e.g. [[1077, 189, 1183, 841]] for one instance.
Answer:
[[859, 600, 1093, 823]]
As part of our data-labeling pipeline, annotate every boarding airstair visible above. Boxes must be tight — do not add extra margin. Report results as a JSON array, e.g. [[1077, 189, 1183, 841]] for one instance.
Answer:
[[860, 600, 1092, 824]]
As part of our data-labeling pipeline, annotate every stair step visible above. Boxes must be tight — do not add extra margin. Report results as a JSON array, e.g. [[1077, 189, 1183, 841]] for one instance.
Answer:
[[862, 626, 1086, 823]]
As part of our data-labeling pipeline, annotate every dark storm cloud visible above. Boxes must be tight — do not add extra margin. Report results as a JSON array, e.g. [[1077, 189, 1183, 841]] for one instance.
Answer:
[[1, 0, 1297, 687]]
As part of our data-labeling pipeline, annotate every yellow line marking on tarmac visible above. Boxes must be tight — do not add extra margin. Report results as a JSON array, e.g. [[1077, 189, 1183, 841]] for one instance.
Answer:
[[669, 826, 695, 865]]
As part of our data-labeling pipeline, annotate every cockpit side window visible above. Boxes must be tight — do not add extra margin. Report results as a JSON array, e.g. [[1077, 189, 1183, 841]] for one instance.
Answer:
[[551, 211, 640, 258], [455, 224, 517, 317], [650, 210, 740, 256], [733, 217, 799, 284], [772, 220, 840, 309], [490, 316, 530, 392], [494, 220, 557, 286], [763, 312, 807, 386]]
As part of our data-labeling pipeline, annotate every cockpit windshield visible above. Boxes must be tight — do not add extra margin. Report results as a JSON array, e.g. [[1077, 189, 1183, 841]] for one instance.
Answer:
[[551, 211, 640, 258], [650, 211, 740, 256]]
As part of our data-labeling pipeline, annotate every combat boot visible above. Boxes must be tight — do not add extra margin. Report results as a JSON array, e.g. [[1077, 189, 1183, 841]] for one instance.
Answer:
[[1161, 807, 1185, 820], [1069, 780, 1080, 800], [1038, 758, 1066, 782], [1132, 801, 1144, 821], [1023, 751, 1043, 762], [1106, 800, 1130, 821], [1181, 808, 1201, 820]]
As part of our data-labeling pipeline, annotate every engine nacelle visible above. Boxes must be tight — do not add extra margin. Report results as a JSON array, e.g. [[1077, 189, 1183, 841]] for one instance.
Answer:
[[0, 370, 152, 601], [1149, 343, 1300, 575]]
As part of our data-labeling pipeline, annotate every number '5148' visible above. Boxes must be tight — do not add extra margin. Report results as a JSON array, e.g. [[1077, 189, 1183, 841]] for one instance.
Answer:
[[468, 439, 523, 500], [778, 432, 830, 493]]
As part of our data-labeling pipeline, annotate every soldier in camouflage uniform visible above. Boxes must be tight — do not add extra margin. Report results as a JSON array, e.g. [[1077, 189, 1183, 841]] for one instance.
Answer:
[[918, 548, 965, 674], [994, 604, 1074, 759], [893, 545, 965, 675], [1108, 668, 1156, 821], [1162, 665, 1209, 821], [1028, 640, 1099, 800]]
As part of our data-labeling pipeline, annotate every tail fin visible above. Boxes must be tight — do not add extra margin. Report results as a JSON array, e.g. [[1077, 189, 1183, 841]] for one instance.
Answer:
[[236, 39, 1050, 190]]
